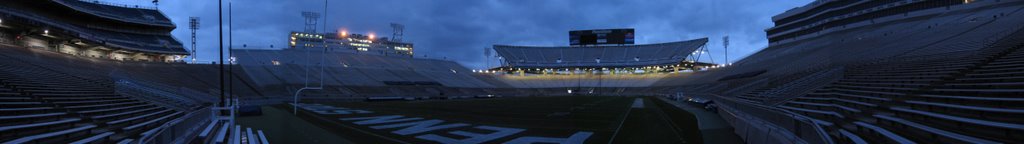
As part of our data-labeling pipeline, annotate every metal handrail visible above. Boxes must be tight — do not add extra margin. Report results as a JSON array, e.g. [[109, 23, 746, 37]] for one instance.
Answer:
[[115, 80, 196, 111], [110, 69, 217, 103], [764, 66, 845, 105], [698, 93, 834, 144], [137, 106, 213, 144]]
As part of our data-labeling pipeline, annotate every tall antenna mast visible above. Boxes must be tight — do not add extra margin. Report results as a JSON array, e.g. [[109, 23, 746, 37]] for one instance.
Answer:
[[391, 23, 404, 42], [189, 17, 199, 63]]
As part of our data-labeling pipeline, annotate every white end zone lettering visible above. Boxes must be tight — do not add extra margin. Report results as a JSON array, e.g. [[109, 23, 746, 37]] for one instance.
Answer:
[[503, 132, 594, 144], [417, 125, 525, 144]]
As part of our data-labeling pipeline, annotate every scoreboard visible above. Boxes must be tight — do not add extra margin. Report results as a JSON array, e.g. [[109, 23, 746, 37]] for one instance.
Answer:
[[569, 29, 634, 46]]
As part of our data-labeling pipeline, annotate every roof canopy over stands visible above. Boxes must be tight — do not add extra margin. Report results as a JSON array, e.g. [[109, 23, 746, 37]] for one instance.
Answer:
[[494, 38, 708, 69], [50, 0, 174, 27]]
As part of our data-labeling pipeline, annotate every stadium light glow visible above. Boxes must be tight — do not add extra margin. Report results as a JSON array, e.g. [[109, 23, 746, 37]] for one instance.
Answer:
[[44, 30, 49, 34], [368, 33, 375, 40]]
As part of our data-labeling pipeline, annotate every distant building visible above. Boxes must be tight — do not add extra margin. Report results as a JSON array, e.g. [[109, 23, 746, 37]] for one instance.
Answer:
[[289, 31, 413, 57]]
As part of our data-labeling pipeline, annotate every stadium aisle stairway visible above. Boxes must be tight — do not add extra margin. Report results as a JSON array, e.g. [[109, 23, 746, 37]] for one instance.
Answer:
[[0, 56, 182, 143]]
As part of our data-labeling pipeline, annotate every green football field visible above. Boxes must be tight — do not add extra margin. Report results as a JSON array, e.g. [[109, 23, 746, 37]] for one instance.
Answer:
[[241, 96, 703, 144]]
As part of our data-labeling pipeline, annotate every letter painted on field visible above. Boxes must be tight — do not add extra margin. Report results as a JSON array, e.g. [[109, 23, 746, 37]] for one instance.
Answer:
[[369, 119, 470, 135], [341, 115, 423, 125], [417, 125, 525, 144], [503, 131, 594, 144]]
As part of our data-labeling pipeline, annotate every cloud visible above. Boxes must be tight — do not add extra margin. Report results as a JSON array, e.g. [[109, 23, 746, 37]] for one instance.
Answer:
[[154, 0, 811, 67]]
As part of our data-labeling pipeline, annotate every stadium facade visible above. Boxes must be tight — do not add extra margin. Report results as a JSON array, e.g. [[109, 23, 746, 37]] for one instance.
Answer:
[[0, 0, 187, 62], [289, 31, 414, 57]]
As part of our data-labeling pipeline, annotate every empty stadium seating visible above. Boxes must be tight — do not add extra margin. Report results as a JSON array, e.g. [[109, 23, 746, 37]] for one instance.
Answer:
[[195, 119, 270, 144], [776, 28, 1024, 143], [233, 49, 504, 98], [0, 54, 182, 143], [2, 0, 1021, 143]]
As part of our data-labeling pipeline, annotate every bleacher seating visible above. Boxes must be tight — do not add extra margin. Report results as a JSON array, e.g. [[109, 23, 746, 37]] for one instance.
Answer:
[[195, 119, 270, 144], [0, 54, 182, 143], [774, 27, 1024, 143], [234, 49, 504, 98]]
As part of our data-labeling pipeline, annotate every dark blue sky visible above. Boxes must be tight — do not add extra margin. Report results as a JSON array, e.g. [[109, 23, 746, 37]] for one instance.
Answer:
[[121, 0, 809, 69]]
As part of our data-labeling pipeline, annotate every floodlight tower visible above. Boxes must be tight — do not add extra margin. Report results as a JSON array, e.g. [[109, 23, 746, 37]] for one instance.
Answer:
[[300, 11, 320, 88], [484, 47, 491, 69], [723, 36, 730, 65], [189, 17, 198, 63], [391, 23, 405, 42], [302, 12, 320, 33]]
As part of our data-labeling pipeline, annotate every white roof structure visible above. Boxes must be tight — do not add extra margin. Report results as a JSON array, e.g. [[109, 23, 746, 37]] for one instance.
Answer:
[[494, 38, 707, 68]]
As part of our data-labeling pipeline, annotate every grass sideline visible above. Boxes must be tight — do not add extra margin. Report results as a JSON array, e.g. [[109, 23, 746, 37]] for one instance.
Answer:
[[271, 96, 703, 144]]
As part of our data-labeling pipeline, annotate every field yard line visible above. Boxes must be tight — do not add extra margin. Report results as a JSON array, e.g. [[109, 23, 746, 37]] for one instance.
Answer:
[[403, 97, 505, 103], [652, 98, 687, 143], [606, 98, 635, 144]]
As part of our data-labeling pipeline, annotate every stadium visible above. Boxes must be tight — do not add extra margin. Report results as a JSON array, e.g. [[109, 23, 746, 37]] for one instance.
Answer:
[[0, 0, 1022, 144]]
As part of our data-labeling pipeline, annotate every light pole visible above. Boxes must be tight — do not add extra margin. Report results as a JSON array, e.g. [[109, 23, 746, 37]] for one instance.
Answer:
[[218, 0, 224, 107], [228, 2, 234, 106]]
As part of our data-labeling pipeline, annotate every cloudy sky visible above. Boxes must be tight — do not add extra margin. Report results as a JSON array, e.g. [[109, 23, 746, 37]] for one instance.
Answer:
[[116, 0, 810, 69]]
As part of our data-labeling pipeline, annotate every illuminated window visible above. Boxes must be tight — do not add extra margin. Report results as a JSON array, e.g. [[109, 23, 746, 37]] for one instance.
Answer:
[[271, 60, 280, 65], [394, 46, 411, 51], [349, 43, 370, 47], [353, 39, 373, 43], [357, 47, 369, 51]]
